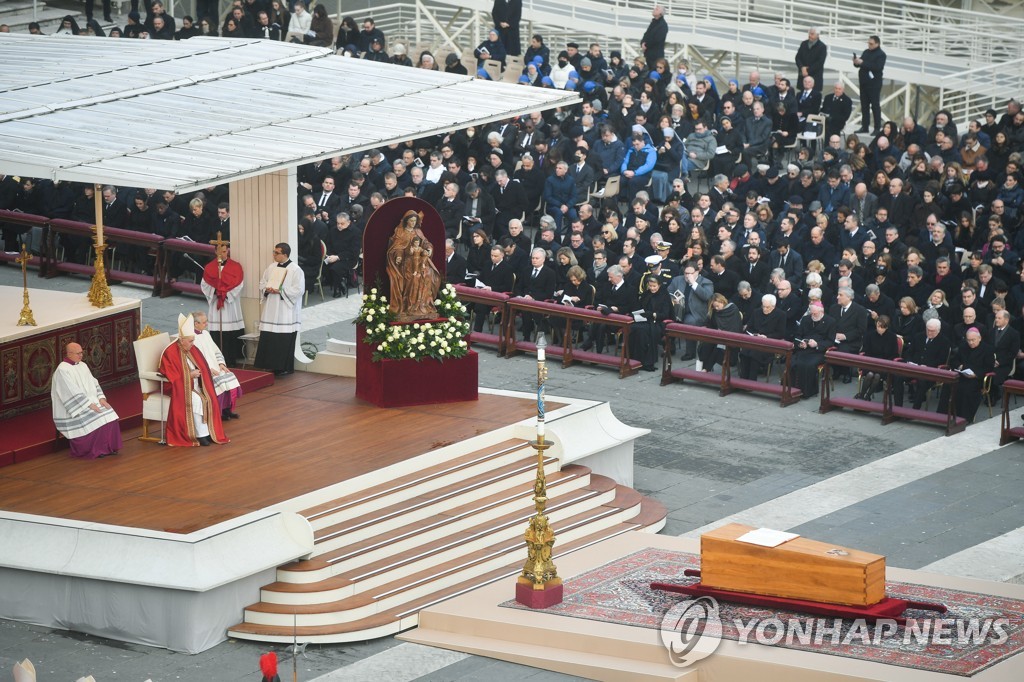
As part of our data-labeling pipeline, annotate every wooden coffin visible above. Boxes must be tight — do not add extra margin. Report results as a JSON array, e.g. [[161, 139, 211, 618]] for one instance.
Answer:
[[700, 523, 886, 606]]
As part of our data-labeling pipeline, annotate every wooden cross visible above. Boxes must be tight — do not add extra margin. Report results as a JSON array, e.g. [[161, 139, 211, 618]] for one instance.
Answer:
[[209, 231, 230, 248]]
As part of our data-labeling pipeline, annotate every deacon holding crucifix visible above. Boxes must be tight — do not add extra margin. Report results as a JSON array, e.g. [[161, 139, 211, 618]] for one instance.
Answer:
[[254, 242, 305, 376], [200, 232, 244, 367]]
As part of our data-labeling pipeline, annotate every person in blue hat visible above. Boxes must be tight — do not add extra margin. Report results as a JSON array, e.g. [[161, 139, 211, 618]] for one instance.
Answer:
[[474, 28, 507, 70]]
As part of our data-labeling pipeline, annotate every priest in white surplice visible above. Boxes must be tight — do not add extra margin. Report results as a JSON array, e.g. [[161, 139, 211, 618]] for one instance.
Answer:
[[200, 235, 245, 367], [193, 311, 243, 420], [50, 342, 122, 459], [254, 242, 305, 376]]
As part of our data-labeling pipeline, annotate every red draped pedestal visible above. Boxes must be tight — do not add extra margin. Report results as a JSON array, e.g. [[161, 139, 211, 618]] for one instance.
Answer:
[[355, 326, 478, 408]]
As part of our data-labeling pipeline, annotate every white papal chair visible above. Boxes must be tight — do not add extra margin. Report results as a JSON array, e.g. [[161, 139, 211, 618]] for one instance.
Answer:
[[132, 330, 171, 444]]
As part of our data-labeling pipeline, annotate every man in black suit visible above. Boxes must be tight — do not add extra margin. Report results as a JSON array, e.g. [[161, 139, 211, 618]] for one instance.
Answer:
[[435, 181, 465, 240], [829, 286, 869, 381], [707, 255, 741, 297], [517, 248, 557, 341], [742, 245, 771, 292], [770, 237, 804, 286], [582, 264, 637, 353], [991, 310, 1021, 400], [472, 244, 516, 332], [101, 185, 128, 229], [895, 318, 952, 408], [445, 238, 467, 285], [795, 28, 827, 93], [492, 170, 529, 241], [313, 176, 343, 218]]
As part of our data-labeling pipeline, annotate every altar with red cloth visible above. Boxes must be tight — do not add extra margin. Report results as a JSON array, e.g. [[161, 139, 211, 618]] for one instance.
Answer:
[[0, 285, 140, 419]]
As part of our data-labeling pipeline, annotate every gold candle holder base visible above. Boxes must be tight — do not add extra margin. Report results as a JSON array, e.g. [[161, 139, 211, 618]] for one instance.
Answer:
[[88, 243, 113, 309]]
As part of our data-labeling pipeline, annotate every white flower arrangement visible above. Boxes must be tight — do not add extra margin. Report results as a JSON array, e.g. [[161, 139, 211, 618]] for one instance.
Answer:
[[355, 283, 471, 361]]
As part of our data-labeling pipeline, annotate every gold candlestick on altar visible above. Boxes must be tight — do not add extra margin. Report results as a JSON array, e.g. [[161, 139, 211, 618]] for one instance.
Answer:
[[87, 182, 113, 309], [515, 333, 563, 608], [15, 244, 36, 326]]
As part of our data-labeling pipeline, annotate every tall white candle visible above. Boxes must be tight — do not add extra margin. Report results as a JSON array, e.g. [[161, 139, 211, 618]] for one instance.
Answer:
[[538, 346, 545, 362]]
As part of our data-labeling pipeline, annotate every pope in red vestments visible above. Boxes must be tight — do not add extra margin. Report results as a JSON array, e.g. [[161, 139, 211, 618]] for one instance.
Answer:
[[159, 313, 228, 447]]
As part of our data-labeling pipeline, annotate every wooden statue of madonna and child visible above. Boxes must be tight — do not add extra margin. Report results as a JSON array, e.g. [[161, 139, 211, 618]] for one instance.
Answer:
[[354, 197, 478, 407]]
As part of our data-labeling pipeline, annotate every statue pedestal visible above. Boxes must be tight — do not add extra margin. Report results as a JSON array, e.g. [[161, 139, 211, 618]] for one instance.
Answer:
[[355, 325, 478, 408]]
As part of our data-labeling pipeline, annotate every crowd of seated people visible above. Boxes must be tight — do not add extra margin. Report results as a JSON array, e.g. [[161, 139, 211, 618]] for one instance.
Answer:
[[8, 9, 1024, 421]]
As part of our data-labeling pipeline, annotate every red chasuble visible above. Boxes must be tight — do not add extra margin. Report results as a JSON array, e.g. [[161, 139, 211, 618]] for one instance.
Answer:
[[159, 342, 228, 447], [203, 258, 244, 310]]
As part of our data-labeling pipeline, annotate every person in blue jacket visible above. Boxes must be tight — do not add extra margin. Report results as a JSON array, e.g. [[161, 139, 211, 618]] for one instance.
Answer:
[[620, 126, 657, 198]]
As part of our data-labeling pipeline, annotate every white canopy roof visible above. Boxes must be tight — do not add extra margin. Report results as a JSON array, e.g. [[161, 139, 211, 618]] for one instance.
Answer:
[[0, 34, 579, 192]]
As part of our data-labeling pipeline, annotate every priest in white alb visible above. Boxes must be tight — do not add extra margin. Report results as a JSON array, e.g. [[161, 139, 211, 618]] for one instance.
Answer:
[[200, 234, 245, 367], [192, 310, 242, 420], [254, 242, 305, 376], [50, 342, 122, 459]]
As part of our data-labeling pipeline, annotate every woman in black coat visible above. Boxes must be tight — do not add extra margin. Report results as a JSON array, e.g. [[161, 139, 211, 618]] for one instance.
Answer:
[[465, 229, 492, 276], [855, 314, 901, 401], [630, 275, 673, 371]]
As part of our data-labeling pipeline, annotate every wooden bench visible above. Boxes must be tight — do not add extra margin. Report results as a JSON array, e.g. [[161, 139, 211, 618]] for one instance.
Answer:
[[503, 297, 640, 378], [821, 350, 967, 436], [999, 379, 1024, 445], [453, 284, 511, 355], [661, 323, 803, 407], [45, 218, 164, 292]]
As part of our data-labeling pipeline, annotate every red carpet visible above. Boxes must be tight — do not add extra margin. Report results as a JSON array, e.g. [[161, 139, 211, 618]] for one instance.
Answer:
[[0, 369, 274, 467], [502, 548, 1024, 677]]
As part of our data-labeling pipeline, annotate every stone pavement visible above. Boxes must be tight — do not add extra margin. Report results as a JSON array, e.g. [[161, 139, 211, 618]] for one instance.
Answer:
[[1, 264, 1022, 681]]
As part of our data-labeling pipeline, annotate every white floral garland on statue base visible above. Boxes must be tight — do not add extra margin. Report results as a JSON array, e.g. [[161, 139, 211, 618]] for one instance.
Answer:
[[355, 283, 471, 361]]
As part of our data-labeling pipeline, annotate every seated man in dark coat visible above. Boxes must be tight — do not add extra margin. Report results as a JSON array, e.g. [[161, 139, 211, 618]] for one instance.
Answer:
[[472, 245, 516, 332], [828, 286, 868, 381], [790, 301, 837, 396], [894, 317, 952, 408], [939, 328, 995, 423], [738, 293, 787, 380]]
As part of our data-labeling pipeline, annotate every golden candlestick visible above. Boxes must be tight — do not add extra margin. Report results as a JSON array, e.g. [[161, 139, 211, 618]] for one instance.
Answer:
[[15, 244, 36, 326], [88, 183, 113, 309], [516, 333, 563, 607], [87, 233, 114, 309]]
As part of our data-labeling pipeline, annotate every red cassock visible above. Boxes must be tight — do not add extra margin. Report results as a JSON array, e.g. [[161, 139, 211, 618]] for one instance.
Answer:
[[159, 342, 229, 447]]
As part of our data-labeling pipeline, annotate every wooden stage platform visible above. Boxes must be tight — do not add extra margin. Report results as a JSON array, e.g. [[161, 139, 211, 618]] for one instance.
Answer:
[[0, 373, 547, 534]]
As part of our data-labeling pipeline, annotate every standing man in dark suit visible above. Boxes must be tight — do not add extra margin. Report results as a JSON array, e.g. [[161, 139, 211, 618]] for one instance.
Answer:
[[491, 0, 522, 56], [853, 35, 886, 134], [829, 286, 868, 381], [794, 28, 827, 94], [491, 169, 528, 242], [517, 248, 557, 341], [640, 5, 668, 67]]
